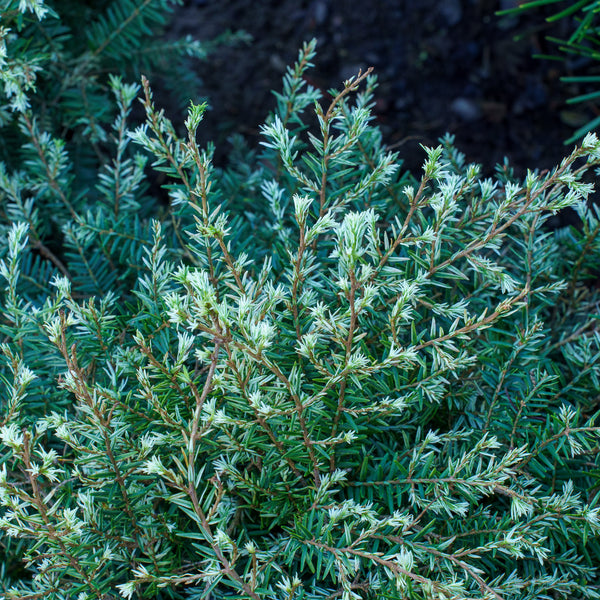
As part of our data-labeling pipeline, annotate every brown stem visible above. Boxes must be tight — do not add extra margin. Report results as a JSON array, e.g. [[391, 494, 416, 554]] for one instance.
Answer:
[[317, 68, 374, 218], [22, 433, 105, 599], [31, 240, 72, 280], [21, 113, 77, 220], [329, 270, 359, 471]]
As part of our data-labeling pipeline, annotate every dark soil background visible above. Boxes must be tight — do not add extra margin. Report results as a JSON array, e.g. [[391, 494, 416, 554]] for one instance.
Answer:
[[166, 0, 595, 178]]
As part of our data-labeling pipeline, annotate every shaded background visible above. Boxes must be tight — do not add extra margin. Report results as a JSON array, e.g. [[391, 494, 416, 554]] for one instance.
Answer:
[[166, 0, 595, 177]]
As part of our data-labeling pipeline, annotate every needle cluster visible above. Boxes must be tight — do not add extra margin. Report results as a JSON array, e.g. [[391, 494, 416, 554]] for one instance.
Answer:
[[1, 6, 600, 600]]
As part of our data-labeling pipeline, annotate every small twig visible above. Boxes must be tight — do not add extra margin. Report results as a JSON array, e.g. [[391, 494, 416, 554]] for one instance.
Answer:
[[31, 240, 72, 280]]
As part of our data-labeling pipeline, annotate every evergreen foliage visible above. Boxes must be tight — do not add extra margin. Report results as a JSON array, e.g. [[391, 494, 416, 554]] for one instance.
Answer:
[[0, 0, 247, 296], [2, 4, 600, 599], [498, 0, 600, 143]]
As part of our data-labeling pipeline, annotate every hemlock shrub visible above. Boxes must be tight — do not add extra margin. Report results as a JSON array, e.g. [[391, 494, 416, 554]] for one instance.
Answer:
[[0, 0, 247, 299], [0, 9, 600, 600]]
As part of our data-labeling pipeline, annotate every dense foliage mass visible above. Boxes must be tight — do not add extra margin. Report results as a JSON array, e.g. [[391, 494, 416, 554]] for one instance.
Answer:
[[2, 2, 600, 599]]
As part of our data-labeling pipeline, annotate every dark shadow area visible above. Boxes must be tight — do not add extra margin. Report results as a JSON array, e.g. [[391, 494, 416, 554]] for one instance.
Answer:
[[166, 0, 593, 178]]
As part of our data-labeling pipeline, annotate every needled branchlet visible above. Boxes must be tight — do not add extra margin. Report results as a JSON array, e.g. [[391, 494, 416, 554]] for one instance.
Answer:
[[1, 4, 600, 599]]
